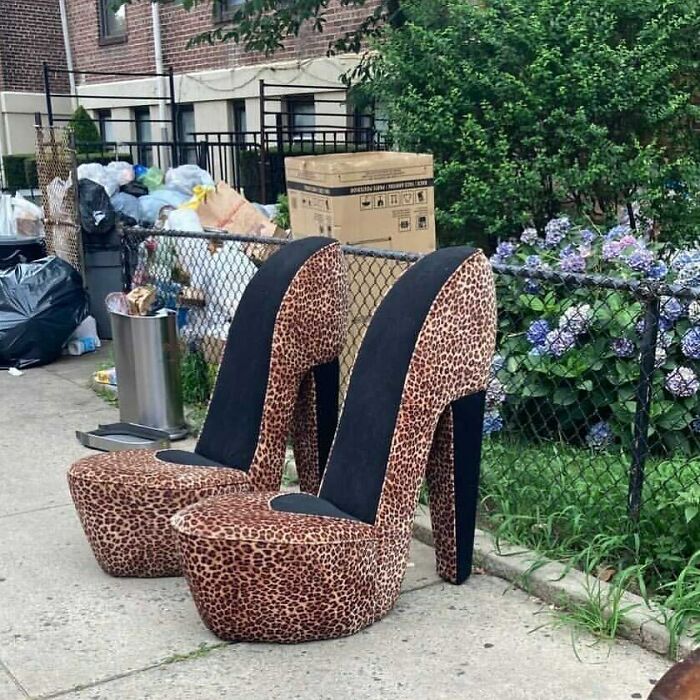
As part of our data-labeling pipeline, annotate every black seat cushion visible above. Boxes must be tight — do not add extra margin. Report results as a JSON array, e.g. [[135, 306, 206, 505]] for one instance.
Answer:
[[195, 237, 334, 470], [270, 493, 358, 521], [155, 449, 225, 467]]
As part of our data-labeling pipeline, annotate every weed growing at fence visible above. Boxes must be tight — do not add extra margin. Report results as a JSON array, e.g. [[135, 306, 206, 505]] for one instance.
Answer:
[[480, 436, 700, 642]]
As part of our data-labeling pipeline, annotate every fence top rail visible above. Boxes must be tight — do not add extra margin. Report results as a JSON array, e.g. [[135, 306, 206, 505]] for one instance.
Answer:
[[493, 261, 700, 301], [121, 227, 423, 262], [122, 227, 700, 300]]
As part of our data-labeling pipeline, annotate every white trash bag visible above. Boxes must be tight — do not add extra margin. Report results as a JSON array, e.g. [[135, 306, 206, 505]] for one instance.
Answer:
[[164, 165, 214, 195]]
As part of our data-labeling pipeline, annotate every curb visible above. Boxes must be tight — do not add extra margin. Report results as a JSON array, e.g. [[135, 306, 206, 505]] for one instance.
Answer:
[[412, 509, 696, 661]]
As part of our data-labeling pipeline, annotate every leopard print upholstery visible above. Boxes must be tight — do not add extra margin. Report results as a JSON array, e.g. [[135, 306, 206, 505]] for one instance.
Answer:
[[67, 241, 348, 578], [172, 250, 497, 641]]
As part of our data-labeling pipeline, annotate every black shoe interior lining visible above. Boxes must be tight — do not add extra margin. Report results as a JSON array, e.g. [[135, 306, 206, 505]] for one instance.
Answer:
[[319, 246, 478, 524], [155, 449, 225, 468], [195, 237, 335, 470], [270, 492, 359, 521]]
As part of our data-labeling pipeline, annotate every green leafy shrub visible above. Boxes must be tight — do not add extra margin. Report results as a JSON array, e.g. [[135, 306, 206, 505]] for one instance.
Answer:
[[364, 0, 700, 246], [69, 106, 101, 154]]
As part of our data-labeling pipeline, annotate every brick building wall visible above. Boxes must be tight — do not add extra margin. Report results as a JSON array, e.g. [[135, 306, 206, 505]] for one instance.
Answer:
[[0, 0, 68, 91], [66, 0, 379, 81]]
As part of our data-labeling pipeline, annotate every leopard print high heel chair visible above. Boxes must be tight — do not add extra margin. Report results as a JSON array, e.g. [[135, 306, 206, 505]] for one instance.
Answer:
[[68, 237, 348, 578], [172, 246, 497, 641]]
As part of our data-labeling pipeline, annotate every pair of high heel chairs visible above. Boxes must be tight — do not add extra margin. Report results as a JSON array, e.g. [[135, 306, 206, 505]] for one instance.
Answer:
[[68, 236, 497, 643]]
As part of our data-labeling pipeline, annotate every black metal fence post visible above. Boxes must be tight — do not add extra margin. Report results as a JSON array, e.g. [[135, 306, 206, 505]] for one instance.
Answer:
[[627, 293, 661, 522], [259, 79, 268, 204], [168, 67, 179, 168], [43, 63, 54, 126]]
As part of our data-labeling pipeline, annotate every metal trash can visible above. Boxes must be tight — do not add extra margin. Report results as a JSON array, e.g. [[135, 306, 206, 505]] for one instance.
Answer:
[[110, 309, 187, 439]]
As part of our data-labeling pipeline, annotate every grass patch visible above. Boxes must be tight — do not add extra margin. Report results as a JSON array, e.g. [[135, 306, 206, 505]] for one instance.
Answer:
[[479, 435, 700, 644]]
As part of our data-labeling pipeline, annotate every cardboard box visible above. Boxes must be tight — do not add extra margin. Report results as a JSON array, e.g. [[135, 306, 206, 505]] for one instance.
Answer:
[[285, 152, 436, 253]]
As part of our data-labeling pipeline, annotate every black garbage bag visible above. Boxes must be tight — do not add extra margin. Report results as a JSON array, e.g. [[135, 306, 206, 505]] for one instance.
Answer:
[[120, 181, 148, 198], [79, 178, 116, 238], [0, 256, 88, 368]]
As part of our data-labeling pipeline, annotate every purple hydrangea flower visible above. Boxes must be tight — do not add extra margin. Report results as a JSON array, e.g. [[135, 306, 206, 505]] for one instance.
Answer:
[[628, 248, 655, 273], [690, 418, 700, 434], [491, 354, 505, 373], [611, 338, 635, 358], [521, 228, 539, 245], [647, 261, 668, 280], [523, 279, 541, 294], [676, 262, 700, 288], [559, 304, 592, 336], [559, 250, 586, 273], [661, 297, 684, 323], [688, 301, 700, 324], [527, 319, 550, 346], [658, 330, 673, 349], [671, 250, 700, 272], [544, 328, 576, 357], [580, 229, 597, 245], [496, 241, 516, 260], [655, 347, 668, 369], [525, 255, 543, 269], [486, 377, 507, 409], [586, 421, 613, 450], [665, 367, 700, 398], [605, 224, 632, 240], [602, 240, 624, 261], [528, 346, 545, 358], [544, 217, 571, 248], [483, 411, 503, 436], [681, 327, 700, 360]]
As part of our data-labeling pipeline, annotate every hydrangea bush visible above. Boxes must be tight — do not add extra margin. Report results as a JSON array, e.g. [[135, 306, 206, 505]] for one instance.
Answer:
[[487, 218, 700, 456]]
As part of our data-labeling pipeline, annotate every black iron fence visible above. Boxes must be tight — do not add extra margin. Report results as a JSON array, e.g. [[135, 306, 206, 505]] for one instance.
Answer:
[[119, 226, 700, 594]]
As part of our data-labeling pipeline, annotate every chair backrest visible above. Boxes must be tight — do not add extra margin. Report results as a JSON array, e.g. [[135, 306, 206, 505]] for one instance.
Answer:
[[319, 246, 484, 524], [196, 236, 336, 468]]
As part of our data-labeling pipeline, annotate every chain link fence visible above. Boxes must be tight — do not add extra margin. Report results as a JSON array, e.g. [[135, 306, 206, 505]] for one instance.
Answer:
[[120, 227, 700, 594], [35, 126, 83, 273]]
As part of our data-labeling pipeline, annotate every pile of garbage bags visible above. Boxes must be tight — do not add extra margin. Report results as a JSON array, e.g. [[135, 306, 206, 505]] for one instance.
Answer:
[[77, 161, 215, 234]]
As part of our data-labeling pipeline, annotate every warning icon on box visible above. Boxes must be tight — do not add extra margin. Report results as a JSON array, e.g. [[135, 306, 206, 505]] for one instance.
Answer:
[[360, 197, 373, 210], [402, 192, 413, 205], [416, 190, 427, 204], [375, 195, 386, 208], [389, 193, 400, 207]]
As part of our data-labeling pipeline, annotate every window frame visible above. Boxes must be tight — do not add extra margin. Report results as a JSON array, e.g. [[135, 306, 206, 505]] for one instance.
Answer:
[[286, 96, 316, 140], [98, 0, 127, 44], [213, 0, 245, 23]]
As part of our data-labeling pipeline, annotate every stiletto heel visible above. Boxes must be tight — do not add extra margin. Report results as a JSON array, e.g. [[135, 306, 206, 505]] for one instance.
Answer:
[[292, 358, 340, 494], [67, 237, 348, 578], [173, 246, 496, 641], [427, 391, 486, 585]]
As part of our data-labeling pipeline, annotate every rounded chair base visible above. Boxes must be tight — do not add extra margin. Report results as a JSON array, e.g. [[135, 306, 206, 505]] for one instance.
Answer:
[[68, 450, 251, 578], [172, 492, 387, 642]]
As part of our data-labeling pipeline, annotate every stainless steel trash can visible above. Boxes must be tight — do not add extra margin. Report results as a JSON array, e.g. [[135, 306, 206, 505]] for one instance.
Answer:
[[110, 309, 187, 439]]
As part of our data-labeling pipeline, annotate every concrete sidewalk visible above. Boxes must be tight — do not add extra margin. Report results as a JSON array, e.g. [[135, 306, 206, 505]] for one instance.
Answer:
[[0, 349, 671, 699]]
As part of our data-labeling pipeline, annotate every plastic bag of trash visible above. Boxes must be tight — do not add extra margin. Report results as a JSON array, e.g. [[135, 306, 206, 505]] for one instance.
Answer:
[[106, 161, 134, 186], [11, 194, 44, 237], [0, 256, 88, 368], [79, 179, 116, 237], [166, 207, 203, 232], [111, 192, 139, 226], [138, 189, 189, 226], [165, 165, 214, 195], [0, 194, 15, 237], [77, 163, 120, 197], [140, 166, 164, 192]]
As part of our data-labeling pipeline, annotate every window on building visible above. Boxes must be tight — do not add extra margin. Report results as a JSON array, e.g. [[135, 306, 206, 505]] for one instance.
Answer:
[[231, 100, 247, 134], [98, 0, 126, 40], [96, 109, 115, 144], [213, 0, 245, 23], [134, 107, 153, 166], [176, 104, 197, 164], [287, 97, 315, 139], [352, 107, 374, 147]]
